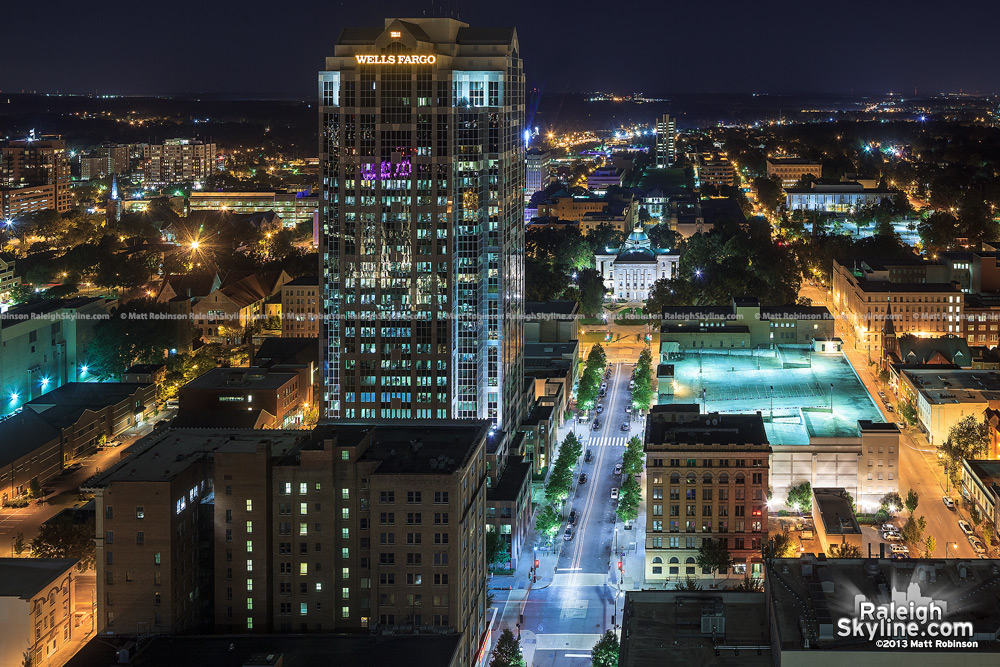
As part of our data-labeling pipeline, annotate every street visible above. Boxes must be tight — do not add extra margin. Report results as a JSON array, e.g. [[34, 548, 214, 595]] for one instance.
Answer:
[[519, 362, 643, 666]]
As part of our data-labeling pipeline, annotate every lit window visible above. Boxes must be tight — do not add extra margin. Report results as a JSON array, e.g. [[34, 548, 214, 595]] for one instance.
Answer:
[[342, 606, 350, 619], [246, 578, 253, 591], [342, 587, 350, 599], [246, 540, 253, 552], [342, 528, 350, 539], [246, 500, 253, 512], [300, 483, 307, 495], [342, 508, 350, 519], [300, 563, 308, 575], [300, 602, 308, 615], [247, 618, 253, 629], [246, 598, 253, 611], [247, 559, 253, 572], [342, 568, 350, 579], [246, 521, 253, 534], [341, 488, 349, 500], [342, 547, 349, 559], [316, 582, 323, 592], [299, 523, 308, 536], [300, 503, 308, 516]]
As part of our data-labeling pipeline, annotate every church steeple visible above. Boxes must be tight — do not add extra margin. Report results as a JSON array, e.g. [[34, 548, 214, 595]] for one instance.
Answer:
[[106, 173, 122, 226], [882, 296, 895, 336]]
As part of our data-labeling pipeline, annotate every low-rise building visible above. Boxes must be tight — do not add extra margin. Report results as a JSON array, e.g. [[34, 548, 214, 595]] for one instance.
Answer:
[[899, 368, 1000, 446], [619, 590, 769, 667], [187, 191, 319, 229], [192, 271, 291, 344], [766, 555, 1000, 665], [785, 181, 896, 212], [0, 558, 79, 667], [178, 367, 304, 428], [766, 157, 822, 188], [643, 405, 771, 584], [659, 297, 834, 353], [810, 487, 862, 556], [524, 300, 578, 344], [0, 252, 19, 302], [586, 167, 623, 193]]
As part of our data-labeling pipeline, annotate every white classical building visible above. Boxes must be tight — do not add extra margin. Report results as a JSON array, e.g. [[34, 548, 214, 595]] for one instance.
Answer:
[[595, 225, 680, 302]]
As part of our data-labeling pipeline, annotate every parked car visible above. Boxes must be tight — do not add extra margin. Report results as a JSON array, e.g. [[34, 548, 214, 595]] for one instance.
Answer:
[[958, 520, 973, 536], [889, 544, 909, 554], [596, 404, 604, 414], [65, 463, 83, 472], [625, 405, 632, 414], [592, 419, 602, 430], [613, 464, 623, 475], [610, 487, 619, 500], [600, 382, 608, 392], [883, 532, 901, 542], [969, 535, 986, 554], [880, 523, 896, 533], [579, 473, 588, 484], [885, 404, 894, 413], [598, 389, 607, 398], [942, 496, 956, 510], [628, 380, 635, 390], [564, 527, 574, 541], [620, 421, 630, 432], [569, 510, 578, 525], [584, 449, 593, 463]]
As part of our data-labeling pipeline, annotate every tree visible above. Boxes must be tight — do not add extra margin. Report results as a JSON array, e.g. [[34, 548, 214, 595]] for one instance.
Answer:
[[485, 530, 507, 569], [534, 505, 560, 541], [577, 268, 606, 316], [544, 462, 573, 505], [880, 491, 903, 514], [647, 223, 679, 250], [939, 415, 989, 488], [901, 515, 927, 547], [621, 436, 644, 476], [828, 543, 863, 558], [591, 630, 619, 667], [898, 399, 917, 426], [904, 489, 919, 514], [616, 475, 642, 524], [13, 532, 25, 556], [786, 481, 812, 513], [87, 300, 173, 379], [30, 515, 96, 571], [923, 535, 937, 558], [631, 347, 655, 412], [762, 533, 799, 559], [28, 477, 41, 499], [970, 504, 982, 529], [586, 223, 626, 255], [489, 629, 526, 667], [753, 175, 784, 211], [696, 538, 732, 576], [678, 577, 703, 591], [917, 211, 959, 252]]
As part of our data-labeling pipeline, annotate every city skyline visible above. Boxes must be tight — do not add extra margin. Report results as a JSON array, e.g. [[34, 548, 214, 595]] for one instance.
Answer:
[[2, 2, 1000, 97]]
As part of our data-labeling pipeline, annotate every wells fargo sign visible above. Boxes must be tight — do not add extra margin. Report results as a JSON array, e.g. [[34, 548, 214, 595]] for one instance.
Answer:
[[355, 55, 437, 65]]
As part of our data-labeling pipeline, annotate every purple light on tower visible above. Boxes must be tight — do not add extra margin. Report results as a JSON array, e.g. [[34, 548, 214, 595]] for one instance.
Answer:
[[362, 159, 412, 181]]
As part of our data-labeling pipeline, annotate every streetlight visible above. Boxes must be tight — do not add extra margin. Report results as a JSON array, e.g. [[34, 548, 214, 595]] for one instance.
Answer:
[[944, 541, 958, 558]]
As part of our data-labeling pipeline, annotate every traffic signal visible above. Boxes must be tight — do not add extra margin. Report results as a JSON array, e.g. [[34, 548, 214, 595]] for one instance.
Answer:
[[617, 560, 622, 571], [534, 559, 539, 569]]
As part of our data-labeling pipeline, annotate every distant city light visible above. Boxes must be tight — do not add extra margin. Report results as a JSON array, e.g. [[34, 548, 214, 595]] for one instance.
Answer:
[[694, 269, 703, 278], [190, 240, 201, 251]]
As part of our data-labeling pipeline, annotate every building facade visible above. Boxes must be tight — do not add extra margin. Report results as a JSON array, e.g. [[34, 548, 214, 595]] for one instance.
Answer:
[[785, 182, 896, 212], [643, 405, 771, 584], [595, 225, 679, 302], [524, 149, 552, 199], [144, 139, 217, 186], [696, 154, 734, 188], [281, 276, 319, 338], [765, 157, 822, 188], [319, 18, 525, 433], [188, 191, 319, 229], [1, 137, 72, 216], [0, 559, 78, 667], [655, 114, 676, 168]]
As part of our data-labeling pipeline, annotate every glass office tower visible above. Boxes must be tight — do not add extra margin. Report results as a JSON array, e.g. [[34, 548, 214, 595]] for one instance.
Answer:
[[319, 18, 525, 431]]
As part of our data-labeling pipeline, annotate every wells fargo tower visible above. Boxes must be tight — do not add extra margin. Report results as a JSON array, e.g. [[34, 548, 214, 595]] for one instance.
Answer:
[[319, 18, 525, 431]]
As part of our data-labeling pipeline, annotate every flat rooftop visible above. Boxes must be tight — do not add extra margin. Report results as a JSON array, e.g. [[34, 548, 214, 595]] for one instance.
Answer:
[[813, 488, 862, 536], [0, 558, 77, 599], [25, 381, 151, 408], [65, 634, 461, 667], [767, 556, 1000, 653], [645, 406, 770, 448], [620, 590, 770, 667], [84, 429, 308, 485], [902, 368, 1000, 404], [356, 421, 491, 475], [662, 349, 884, 445], [182, 367, 297, 391]]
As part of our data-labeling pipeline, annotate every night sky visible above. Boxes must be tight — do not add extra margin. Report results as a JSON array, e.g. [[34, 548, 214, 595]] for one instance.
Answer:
[[2, 0, 999, 97]]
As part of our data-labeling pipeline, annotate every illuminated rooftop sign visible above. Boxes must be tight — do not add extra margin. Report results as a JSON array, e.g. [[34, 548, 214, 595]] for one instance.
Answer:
[[355, 54, 437, 65]]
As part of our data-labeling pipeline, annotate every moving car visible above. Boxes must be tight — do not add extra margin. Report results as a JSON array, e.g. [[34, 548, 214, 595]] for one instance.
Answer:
[[621, 421, 630, 432], [584, 449, 593, 463], [569, 510, 578, 525], [958, 520, 972, 536], [564, 527, 574, 541], [942, 496, 956, 510], [610, 487, 619, 500], [592, 419, 602, 430], [579, 473, 587, 484], [65, 463, 83, 472], [613, 464, 623, 475], [969, 535, 986, 554]]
